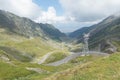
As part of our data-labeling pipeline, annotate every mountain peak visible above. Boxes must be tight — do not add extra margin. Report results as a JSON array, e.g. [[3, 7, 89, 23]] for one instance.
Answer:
[[0, 10, 66, 41]]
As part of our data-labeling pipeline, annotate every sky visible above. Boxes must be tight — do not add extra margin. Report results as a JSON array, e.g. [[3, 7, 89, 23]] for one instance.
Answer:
[[0, 0, 120, 32]]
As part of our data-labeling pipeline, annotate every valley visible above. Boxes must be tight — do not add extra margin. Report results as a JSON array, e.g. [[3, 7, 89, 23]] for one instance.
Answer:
[[0, 10, 120, 80]]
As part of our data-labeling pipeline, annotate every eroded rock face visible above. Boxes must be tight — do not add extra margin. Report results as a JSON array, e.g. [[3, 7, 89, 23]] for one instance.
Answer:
[[99, 40, 117, 54], [105, 48, 116, 54], [0, 55, 10, 61]]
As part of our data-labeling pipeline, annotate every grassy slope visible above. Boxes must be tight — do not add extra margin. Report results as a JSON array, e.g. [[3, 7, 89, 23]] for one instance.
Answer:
[[1, 28, 120, 80], [0, 28, 67, 61], [0, 32, 115, 80], [44, 53, 120, 80], [0, 60, 34, 80], [0, 28, 70, 80], [0, 34, 54, 57], [0, 30, 53, 79], [23, 54, 105, 80], [44, 51, 69, 64], [1, 32, 120, 80], [2, 52, 96, 80]]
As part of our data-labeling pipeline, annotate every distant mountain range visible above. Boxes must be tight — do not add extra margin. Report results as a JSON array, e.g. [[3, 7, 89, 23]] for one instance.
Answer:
[[0, 9, 120, 80], [0, 10, 120, 53], [69, 14, 120, 53], [0, 10, 66, 41]]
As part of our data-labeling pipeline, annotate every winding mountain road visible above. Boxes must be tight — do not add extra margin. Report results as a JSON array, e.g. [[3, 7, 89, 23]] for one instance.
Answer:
[[47, 51, 109, 66], [38, 51, 55, 64]]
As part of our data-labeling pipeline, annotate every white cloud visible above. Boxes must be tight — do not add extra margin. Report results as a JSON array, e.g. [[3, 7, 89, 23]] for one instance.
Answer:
[[59, 0, 120, 22], [0, 0, 70, 24], [1, 0, 120, 32], [34, 7, 67, 24], [0, 0, 73, 32], [0, 0, 41, 20], [55, 19, 101, 32]]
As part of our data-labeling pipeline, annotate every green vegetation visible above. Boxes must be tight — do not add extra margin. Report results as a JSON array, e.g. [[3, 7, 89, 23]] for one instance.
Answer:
[[45, 53, 120, 80], [0, 30, 67, 61], [0, 30, 120, 80], [0, 10, 120, 80], [0, 46, 32, 62], [0, 29, 70, 80], [70, 43, 83, 52], [44, 51, 69, 64], [0, 37, 55, 58], [0, 27, 120, 80], [0, 61, 34, 80], [70, 54, 103, 63]]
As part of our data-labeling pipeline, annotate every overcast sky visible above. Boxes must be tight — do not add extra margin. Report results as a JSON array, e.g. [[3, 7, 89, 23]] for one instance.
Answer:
[[0, 0, 120, 32]]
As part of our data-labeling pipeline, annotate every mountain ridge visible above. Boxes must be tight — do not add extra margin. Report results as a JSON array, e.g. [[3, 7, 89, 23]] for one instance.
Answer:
[[69, 14, 120, 53], [0, 10, 66, 41]]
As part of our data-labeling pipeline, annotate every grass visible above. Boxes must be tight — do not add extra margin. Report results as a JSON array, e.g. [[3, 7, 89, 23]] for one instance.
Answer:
[[44, 53, 120, 80], [44, 51, 69, 64], [70, 54, 102, 63], [0, 30, 70, 80], [69, 43, 83, 52], [0, 30, 68, 62], [1, 28, 120, 80], [0, 46, 32, 62], [6, 53, 109, 80], [0, 38, 55, 57], [0, 61, 35, 80]]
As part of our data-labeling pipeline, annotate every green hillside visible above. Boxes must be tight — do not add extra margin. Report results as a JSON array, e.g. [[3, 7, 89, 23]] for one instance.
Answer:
[[0, 26, 70, 80], [0, 61, 34, 80], [0, 9, 120, 80], [44, 53, 120, 80]]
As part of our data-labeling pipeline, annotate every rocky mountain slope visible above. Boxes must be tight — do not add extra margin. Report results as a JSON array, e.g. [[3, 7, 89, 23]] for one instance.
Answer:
[[0, 10, 120, 80], [69, 14, 120, 53], [0, 10, 66, 41], [69, 27, 90, 39]]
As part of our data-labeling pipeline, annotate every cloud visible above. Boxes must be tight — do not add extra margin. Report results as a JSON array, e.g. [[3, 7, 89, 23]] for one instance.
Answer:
[[34, 7, 67, 24], [0, 0, 42, 20], [59, 0, 120, 22], [55, 19, 101, 32], [0, 0, 70, 24], [1, 0, 120, 32], [0, 0, 74, 32]]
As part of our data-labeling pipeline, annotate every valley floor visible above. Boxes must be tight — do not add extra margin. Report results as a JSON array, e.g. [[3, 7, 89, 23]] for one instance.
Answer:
[[1, 50, 120, 80], [0, 30, 120, 80]]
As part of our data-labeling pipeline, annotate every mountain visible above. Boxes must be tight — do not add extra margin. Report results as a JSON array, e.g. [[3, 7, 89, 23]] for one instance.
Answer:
[[0, 10, 70, 79], [0, 9, 120, 80], [39, 23, 66, 41], [70, 14, 120, 53], [69, 27, 90, 39], [0, 10, 66, 41]]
